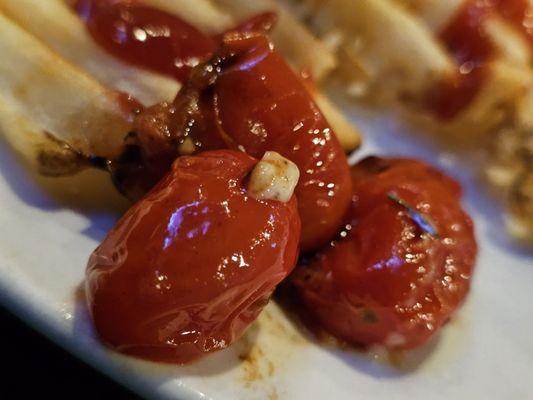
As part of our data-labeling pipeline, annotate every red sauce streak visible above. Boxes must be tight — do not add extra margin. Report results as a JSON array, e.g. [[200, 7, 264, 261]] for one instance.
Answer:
[[75, 1, 277, 83], [75, 0, 216, 82], [428, 0, 533, 120]]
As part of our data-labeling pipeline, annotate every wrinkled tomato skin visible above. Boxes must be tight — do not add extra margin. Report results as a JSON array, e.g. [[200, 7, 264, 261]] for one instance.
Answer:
[[86, 150, 300, 363], [291, 157, 477, 349], [214, 35, 352, 252]]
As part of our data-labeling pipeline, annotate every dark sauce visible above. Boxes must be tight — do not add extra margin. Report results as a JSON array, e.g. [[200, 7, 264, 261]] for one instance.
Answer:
[[75, 1, 277, 84]]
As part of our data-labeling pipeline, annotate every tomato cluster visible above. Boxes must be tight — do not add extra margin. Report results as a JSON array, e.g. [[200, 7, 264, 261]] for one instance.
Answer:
[[83, 2, 477, 363]]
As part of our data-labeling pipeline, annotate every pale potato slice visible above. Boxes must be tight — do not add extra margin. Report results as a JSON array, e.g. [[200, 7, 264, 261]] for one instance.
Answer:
[[455, 62, 531, 132], [140, 0, 234, 33], [485, 17, 532, 68], [0, 0, 179, 105], [214, 0, 337, 81], [0, 12, 130, 165], [311, 89, 361, 151], [285, 0, 455, 99], [394, 0, 463, 32]]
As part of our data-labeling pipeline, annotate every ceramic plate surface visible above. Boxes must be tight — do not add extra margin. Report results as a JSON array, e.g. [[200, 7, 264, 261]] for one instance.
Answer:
[[0, 96, 532, 400]]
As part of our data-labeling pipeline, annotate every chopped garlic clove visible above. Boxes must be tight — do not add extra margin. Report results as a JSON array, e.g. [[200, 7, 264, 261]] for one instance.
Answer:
[[248, 151, 300, 203], [178, 137, 196, 155]]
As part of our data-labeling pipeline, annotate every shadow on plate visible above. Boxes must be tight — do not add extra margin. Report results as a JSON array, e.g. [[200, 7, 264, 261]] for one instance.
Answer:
[[274, 287, 438, 379]]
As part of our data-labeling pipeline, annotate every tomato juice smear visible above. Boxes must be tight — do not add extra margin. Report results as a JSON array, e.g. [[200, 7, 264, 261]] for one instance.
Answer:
[[75, 0, 276, 83], [428, 0, 533, 120]]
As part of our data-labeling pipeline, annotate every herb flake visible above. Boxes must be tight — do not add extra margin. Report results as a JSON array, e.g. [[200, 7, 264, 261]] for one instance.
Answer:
[[387, 192, 439, 238]]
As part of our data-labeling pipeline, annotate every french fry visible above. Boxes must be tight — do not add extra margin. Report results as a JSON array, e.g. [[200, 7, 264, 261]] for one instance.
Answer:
[[393, 0, 463, 32], [213, 0, 337, 82], [285, 0, 455, 99], [0, 0, 179, 105], [0, 12, 131, 167], [311, 89, 361, 151]]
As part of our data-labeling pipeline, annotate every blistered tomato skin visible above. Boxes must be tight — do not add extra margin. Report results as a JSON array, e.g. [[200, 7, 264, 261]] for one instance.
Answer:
[[214, 34, 352, 252], [86, 150, 300, 363], [291, 157, 477, 349]]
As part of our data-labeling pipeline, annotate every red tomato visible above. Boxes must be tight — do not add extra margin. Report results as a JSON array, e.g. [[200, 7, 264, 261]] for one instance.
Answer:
[[290, 157, 477, 349], [86, 150, 301, 363], [118, 33, 352, 252], [213, 34, 352, 252]]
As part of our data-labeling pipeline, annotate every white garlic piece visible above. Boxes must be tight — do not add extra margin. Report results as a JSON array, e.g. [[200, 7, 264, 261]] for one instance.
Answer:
[[248, 151, 300, 203]]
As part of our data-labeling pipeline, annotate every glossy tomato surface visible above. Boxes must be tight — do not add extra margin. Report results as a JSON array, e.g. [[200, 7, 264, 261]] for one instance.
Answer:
[[291, 157, 477, 349], [86, 150, 300, 363], [119, 33, 352, 252], [214, 34, 352, 252]]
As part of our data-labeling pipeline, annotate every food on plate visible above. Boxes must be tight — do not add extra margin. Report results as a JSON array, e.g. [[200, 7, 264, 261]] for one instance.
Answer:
[[0, 0, 179, 105], [0, 0, 478, 364], [291, 157, 477, 349], [86, 150, 300, 362], [0, 0, 359, 168], [197, 33, 353, 253], [97, 31, 352, 252], [0, 11, 131, 175], [283, 0, 533, 241]]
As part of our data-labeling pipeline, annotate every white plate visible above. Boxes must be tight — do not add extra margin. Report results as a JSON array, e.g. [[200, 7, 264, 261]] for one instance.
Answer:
[[0, 98, 532, 400]]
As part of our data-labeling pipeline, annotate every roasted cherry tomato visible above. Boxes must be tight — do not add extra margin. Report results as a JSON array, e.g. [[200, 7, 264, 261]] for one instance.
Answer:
[[86, 150, 300, 363], [213, 34, 352, 252], [290, 157, 477, 349], [115, 33, 352, 252]]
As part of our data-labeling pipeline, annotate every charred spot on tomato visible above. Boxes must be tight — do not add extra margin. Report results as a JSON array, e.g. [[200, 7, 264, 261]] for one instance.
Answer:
[[355, 156, 393, 175], [361, 309, 378, 324]]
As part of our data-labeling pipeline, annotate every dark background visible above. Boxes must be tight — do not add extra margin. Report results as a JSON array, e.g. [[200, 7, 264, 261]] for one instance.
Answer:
[[0, 306, 141, 399]]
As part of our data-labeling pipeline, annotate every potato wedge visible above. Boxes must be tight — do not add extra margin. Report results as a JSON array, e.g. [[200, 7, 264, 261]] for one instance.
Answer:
[[285, 0, 455, 99], [0, 0, 179, 105], [214, 0, 337, 82], [311, 89, 361, 151], [393, 0, 463, 32], [0, 12, 130, 165]]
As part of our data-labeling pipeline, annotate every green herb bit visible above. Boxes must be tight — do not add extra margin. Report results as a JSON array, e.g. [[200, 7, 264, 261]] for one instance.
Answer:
[[387, 192, 439, 238]]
